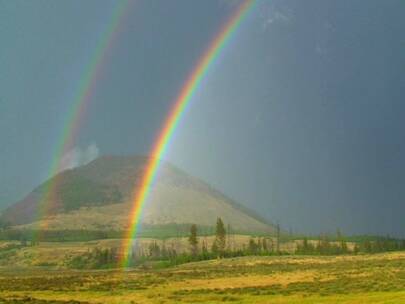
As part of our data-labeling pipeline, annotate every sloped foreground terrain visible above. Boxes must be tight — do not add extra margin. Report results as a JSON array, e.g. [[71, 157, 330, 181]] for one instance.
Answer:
[[0, 252, 404, 303]]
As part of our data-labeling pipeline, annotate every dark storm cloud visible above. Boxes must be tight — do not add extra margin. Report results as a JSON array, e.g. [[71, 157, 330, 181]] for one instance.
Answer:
[[0, 0, 404, 236]]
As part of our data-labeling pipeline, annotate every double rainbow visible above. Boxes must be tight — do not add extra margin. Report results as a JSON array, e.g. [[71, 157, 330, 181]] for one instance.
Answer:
[[34, 0, 131, 237], [120, 0, 256, 267]]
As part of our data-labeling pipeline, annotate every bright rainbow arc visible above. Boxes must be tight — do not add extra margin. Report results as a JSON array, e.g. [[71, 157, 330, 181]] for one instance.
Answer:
[[120, 0, 256, 267], [34, 0, 131, 238]]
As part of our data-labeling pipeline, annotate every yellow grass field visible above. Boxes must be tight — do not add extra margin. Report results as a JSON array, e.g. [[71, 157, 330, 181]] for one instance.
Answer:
[[0, 251, 404, 303]]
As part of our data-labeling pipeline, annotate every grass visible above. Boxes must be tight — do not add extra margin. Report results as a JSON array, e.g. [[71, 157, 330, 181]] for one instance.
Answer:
[[0, 252, 404, 303]]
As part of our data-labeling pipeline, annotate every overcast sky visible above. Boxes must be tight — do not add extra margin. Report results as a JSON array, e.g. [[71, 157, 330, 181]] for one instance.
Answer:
[[1, 0, 404, 236]]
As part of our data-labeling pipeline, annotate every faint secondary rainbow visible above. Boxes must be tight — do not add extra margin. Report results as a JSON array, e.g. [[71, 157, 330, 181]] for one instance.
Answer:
[[120, 0, 256, 267], [34, 0, 131, 239]]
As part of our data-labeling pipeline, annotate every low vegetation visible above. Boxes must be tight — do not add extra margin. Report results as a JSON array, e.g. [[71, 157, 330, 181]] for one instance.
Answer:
[[0, 217, 404, 303], [0, 217, 404, 269], [0, 252, 404, 303]]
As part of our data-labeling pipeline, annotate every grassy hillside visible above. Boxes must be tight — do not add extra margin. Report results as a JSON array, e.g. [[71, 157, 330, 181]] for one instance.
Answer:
[[2, 155, 275, 234]]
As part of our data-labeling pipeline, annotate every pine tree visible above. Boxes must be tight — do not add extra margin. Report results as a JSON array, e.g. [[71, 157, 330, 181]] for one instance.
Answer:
[[214, 217, 226, 257], [162, 240, 168, 259], [201, 239, 208, 258], [188, 224, 198, 256], [364, 240, 372, 253], [262, 238, 268, 252], [302, 237, 310, 254], [317, 234, 331, 255], [227, 224, 232, 252], [401, 240, 405, 251], [353, 243, 359, 255], [148, 241, 161, 258], [276, 223, 280, 253], [248, 238, 257, 254], [211, 241, 218, 256], [336, 229, 347, 254]]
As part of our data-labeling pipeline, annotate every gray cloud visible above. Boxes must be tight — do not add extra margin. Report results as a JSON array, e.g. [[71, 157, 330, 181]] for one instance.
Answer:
[[59, 143, 99, 172]]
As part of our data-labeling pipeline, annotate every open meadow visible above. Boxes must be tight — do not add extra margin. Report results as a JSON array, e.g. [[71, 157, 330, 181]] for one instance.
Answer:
[[0, 251, 404, 303]]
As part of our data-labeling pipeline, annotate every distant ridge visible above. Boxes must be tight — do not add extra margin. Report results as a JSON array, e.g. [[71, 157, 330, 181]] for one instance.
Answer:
[[1, 155, 275, 234]]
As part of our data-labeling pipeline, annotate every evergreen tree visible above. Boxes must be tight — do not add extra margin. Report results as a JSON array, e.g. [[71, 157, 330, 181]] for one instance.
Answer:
[[269, 238, 274, 253], [201, 239, 209, 258], [211, 241, 218, 256], [364, 240, 372, 253], [227, 224, 232, 252], [188, 224, 198, 256], [317, 234, 331, 255], [20, 235, 27, 247], [302, 237, 310, 254], [148, 241, 161, 258], [353, 243, 359, 255], [214, 217, 226, 257], [257, 238, 263, 252], [262, 238, 268, 252], [337, 229, 348, 254], [248, 238, 258, 254], [401, 240, 405, 251], [276, 223, 280, 253], [296, 237, 316, 255], [161, 240, 167, 259]]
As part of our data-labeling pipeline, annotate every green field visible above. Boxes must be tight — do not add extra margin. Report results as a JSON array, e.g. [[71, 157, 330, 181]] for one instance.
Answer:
[[0, 252, 404, 303]]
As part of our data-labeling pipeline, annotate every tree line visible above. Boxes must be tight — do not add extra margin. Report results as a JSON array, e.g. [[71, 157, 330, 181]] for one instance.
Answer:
[[1, 217, 405, 269]]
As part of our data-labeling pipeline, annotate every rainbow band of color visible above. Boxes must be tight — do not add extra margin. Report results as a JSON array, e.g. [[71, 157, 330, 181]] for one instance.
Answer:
[[34, 0, 130, 238], [120, 0, 256, 267]]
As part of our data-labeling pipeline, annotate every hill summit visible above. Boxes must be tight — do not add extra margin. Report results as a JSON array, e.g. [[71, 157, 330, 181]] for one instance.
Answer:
[[1, 155, 274, 234]]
